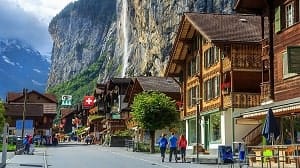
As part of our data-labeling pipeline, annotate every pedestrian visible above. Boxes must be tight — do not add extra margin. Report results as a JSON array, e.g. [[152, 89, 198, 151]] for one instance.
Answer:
[[23, 135, 30, 154], [168, 132, 178, 162], [158, 133, 168, 162], [178, 134, 187, 162]]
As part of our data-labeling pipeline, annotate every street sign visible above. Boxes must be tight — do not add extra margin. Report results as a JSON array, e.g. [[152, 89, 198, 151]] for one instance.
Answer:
[[15, 120, 34, 136], [62, 95, 72, 106], [83, 96, 95, 107]]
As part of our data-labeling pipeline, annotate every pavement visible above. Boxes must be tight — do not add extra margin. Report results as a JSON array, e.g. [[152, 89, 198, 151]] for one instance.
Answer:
[[0, 143, 243, 168], [2, 148, 47, 168]]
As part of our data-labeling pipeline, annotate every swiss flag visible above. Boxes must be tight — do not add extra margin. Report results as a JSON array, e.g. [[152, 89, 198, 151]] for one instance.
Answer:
[[83, 96, 95, 107]]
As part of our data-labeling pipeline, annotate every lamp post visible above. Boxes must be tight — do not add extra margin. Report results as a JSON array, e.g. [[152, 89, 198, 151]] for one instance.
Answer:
[[196, 102, 200, 163], [22, 88, 27, 139], [192, 97, 202, 164]]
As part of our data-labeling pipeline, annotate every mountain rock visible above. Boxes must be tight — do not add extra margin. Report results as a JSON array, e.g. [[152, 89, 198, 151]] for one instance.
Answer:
[[47, 0, 235, 90], [0, 38, 49, 99]]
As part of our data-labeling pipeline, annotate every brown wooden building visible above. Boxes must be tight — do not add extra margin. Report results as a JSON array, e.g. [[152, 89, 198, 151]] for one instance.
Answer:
[[5, 90, 57, 137], [88, 78, 133, 144], [124, 76, 181, 142], [165, 13, 264, 150], [235, 0, 300, 146]]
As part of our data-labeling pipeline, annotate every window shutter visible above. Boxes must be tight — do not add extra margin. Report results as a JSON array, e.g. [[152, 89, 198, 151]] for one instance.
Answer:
[[275, 6, 281, 33], [287, 46, 300, 73]]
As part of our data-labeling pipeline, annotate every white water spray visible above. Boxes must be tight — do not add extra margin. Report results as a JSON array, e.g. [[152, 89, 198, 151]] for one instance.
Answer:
[[121, 0, 129, 77]]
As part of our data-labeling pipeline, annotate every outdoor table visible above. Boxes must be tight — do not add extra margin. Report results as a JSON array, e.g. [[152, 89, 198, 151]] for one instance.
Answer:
[[248, 145, 287, 168], [248, 144, 300, 168]]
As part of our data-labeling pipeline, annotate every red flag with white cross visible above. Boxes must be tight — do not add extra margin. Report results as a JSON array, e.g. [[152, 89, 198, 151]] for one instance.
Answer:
[[83, 96, 95, 107]]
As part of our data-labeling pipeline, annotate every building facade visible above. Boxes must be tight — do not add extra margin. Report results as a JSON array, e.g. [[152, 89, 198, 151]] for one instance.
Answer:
[[5, 90, 57, 137], [165, 13, 264, 151], [235, 0, 300, 145]]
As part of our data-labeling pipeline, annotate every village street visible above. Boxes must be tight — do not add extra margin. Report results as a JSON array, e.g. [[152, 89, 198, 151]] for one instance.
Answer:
[[45, 143, 220, 168]]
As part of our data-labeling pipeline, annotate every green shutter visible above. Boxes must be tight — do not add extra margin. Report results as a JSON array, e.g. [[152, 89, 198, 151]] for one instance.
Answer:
[[275, 7, 281, 33], [287, 46, 300, 73]]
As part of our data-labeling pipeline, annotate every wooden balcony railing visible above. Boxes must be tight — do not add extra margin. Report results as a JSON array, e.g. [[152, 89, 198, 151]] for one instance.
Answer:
[[223, 92, 261, 108], [222, 57, 231, 72], [260, 82, 270, 102], [262, 39, 269, 60]]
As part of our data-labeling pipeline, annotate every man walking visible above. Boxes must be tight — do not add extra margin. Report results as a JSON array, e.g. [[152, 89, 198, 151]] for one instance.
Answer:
[[168, 132, 178, 162]]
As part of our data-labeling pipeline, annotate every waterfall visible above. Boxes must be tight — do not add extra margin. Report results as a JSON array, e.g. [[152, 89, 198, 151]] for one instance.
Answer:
[[121, 0, 129, 77]]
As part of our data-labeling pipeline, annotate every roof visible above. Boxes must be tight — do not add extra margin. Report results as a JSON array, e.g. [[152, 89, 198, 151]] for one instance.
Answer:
[[165, 12, 268, 77], [61, 108, 74, 118], [6, 92, 23, 102], [107, 78, 133, 90], [6, 90, 57, 103], [110, 78, 132, 84], [234, 0, 281, 15], [184, 13, 263, 43], [136, 76, 180, 93]]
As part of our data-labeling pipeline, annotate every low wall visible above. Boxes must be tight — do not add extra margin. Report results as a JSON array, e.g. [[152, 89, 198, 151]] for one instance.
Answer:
[[110, 136, 132, 147]]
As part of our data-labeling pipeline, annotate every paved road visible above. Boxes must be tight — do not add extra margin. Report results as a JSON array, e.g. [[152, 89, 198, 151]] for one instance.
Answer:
[[45, 143, 221, 168]]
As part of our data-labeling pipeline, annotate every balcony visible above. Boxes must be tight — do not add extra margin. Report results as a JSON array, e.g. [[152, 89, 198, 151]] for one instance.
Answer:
[[260, 82, 270, 103], [223, 92, 261, 109], [262, 39, 269, 61]]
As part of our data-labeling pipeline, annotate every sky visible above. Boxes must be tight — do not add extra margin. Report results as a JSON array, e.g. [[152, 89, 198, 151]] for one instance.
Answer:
[[0, 0, 75, 55]]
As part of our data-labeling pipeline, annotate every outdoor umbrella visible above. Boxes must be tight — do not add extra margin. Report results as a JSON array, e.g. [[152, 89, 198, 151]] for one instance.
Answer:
[[262, 108, 280, 145]]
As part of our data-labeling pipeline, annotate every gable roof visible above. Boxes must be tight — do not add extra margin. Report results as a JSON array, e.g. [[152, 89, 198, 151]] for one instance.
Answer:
[[6, 90, 57, 103], [165, 12, 267, 77], [124, 76, 181, 104], [61, 108, 75, 118], [185, 13, 262, 43], [136, 76, 180, 93], [234, 0, 281, 15]]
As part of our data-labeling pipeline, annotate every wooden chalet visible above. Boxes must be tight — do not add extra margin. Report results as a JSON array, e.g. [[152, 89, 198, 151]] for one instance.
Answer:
[[60, 108, 76, 135], [124, 76, 181, 142], [165, 13, 264, 150], [235, 0, 300, 147], [89, 78, 133, 144], [5, 90, 57, 137]]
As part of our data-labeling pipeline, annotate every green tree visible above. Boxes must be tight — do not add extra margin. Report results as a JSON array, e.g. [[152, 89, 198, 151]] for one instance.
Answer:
[[0, 101, 6, 132], [131, 91, 179, 153]]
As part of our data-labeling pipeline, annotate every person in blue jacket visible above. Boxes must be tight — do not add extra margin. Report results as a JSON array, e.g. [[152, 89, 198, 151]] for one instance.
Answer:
[[168, 132, 178, 162], [158, 133, 168, 162]]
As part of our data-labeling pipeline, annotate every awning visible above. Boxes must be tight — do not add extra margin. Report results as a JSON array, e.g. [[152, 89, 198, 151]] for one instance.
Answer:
[[234, 97, 300, 119]]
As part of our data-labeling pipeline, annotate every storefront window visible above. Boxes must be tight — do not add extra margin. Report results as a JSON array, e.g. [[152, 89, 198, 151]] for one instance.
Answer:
[[188, 118, 196, 145], [294, 115, 300, 144], [210, 112, 221, 143]]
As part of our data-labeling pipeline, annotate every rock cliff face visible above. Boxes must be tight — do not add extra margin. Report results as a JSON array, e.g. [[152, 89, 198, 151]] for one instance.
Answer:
[[47, 0, 235, 88], [115, 0, 235, 77], [47, 0, 117, 87]]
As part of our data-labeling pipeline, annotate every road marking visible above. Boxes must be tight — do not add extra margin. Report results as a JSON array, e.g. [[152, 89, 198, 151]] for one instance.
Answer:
[[43, 151, 48, 168]]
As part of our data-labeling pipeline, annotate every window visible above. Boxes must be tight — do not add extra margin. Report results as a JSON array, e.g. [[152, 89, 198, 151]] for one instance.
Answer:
[[188, 55, 200, 77], [188, 118, 196, 145], [204, 45, 220, 68], [209, 112, 221, 143], [283, 47, 299, 78], [188, 85, 200, 107], [286, 2, 294, 27], [204, 75, 220, 101]]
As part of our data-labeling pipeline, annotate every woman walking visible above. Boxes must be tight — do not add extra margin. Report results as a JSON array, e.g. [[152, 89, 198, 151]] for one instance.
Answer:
[[158, 133, 168, 162], [178, 134, 187, 162]]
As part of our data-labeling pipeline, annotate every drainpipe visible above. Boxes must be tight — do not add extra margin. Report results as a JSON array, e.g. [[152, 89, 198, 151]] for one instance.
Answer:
[[268, 0, 275, 101]]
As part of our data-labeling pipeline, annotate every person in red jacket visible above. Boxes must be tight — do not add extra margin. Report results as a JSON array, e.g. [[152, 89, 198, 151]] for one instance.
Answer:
[[178, 134, 187, 162]]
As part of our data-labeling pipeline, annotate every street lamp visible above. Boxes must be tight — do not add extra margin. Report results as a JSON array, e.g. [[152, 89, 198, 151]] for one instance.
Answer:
[[192, 97, 202, 164], [22, 88, 28, 139], [196, 101, 200, 163]]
